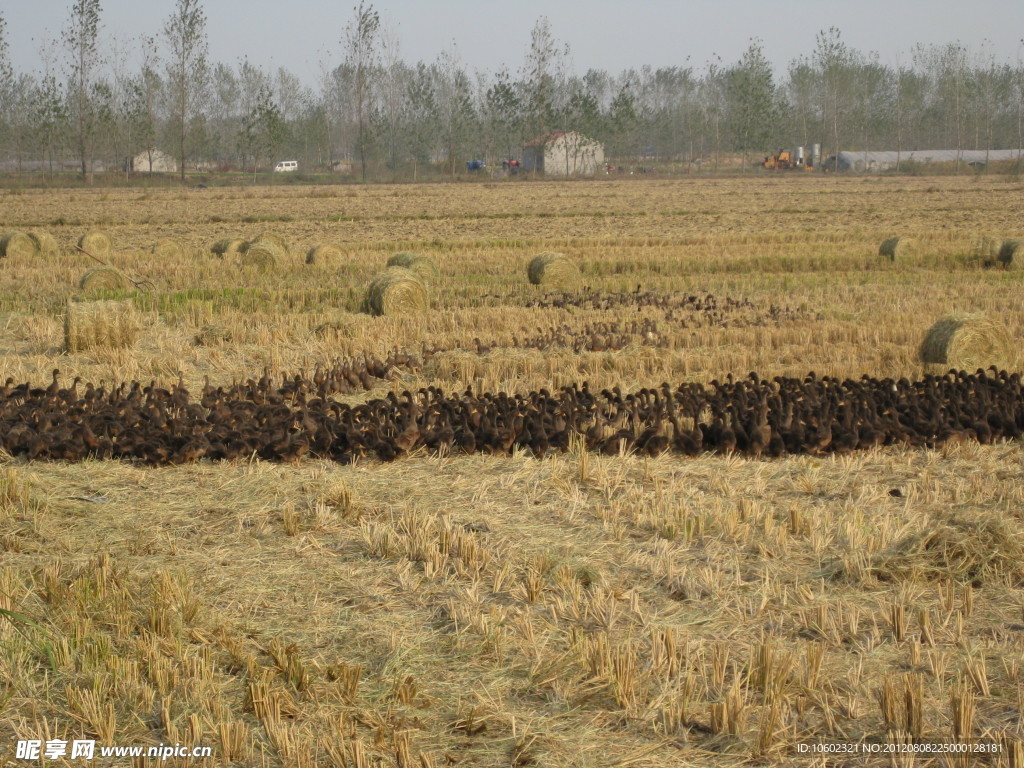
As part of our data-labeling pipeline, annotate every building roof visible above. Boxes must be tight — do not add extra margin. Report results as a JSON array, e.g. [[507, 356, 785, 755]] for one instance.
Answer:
[[837, 149, 1023, 165]]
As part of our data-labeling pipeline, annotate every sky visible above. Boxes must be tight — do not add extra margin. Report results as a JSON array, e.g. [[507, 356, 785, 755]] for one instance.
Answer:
[[4, 0, 1024, 86]]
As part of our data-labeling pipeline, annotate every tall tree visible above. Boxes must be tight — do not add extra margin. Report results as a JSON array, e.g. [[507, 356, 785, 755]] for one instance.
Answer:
[[0, 12, 12, 111], [239, 84, 285, 181], [0, 12, 14, 164], [405, 61, 439, 177], [342, 1, 380, 181], [522, 16, 568, 140], [164, 0, 208, 182], [433, 47, 476, 176], [484, 67, 523, 164], [62, 0, 103, 179], [813, 27, 853, 165], [726, 39, 777, 169]]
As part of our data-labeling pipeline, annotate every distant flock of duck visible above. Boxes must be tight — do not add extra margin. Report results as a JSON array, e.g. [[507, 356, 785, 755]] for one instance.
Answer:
[[513, 289, 808, 327], [1, 365, 1021, 466]]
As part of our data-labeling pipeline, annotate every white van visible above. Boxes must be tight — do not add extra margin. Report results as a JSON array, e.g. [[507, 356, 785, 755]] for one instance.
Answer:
[[274, 160, 298, 173]]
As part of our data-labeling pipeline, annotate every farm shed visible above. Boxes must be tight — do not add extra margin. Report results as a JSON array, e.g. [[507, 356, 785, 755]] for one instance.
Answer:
[[829, 149, 1024, 173], [130, 149, 178, 174], [522, 131, 604, 176]]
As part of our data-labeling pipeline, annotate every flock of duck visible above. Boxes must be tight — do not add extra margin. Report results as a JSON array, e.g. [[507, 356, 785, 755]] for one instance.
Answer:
[[1, 365, 1021, 466], [509, 289, 808, 327]]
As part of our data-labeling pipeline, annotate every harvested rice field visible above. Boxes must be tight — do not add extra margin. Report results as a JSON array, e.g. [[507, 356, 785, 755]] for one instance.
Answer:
[[2, 174, 1024, 767]]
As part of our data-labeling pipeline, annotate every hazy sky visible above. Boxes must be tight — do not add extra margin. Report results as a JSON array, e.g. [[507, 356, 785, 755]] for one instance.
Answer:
[[4, 0, 1024, 85]]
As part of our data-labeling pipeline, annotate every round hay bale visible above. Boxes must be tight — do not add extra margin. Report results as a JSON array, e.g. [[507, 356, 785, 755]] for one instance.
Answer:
[[967, 235, 1001, 265], [79, 266, 131, 294], [1, 231, 38, 259], [365, 268, 428, 316], [78, 230, 112, 258], [919, 314, 1015, 373], [386, 251, 439, 281], [254, 231, 289, 253], [152, 238, 187, 260], [998, 239, 1023, 267], [306, 242, 344, 266], [27, 231, 59, 256], [211, 238, 247, 258], [527, 252, 581, 287], [240, 238, 283, 271], [64, 299, 140, 352], [879, 236, 918, 260]]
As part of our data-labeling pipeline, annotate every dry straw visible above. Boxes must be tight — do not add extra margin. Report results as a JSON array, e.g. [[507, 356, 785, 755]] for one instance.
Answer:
[[64, 299, 140, 352], [365, 268, 428, 315], [240, 237, 284, 271], [79, 266, 131, 294], [919, 314, 1015, 372], [78, 230, 112, 258], [254, 231, 289, 253], [528, 252, 581, 286], [1, 232, 38, 259], [211, 238, 247, 258], [306, 243, 344, 266], [386, 251, 439, 281], [879, 236, 918, 260], [966, 235, 1001, 267], [152, 238, 188, 260], [28, 231, 59, 256], [998, 239, 1022, 267]]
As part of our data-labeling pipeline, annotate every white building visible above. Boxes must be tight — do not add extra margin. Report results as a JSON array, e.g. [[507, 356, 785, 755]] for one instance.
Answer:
[[522, 131, 604, 176], [830, 149, 1024, 172], [130, 149, 178, 173]]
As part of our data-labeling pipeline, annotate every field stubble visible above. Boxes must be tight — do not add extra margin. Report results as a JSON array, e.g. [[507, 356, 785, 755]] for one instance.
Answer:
[[1, 175, 1023, 766]]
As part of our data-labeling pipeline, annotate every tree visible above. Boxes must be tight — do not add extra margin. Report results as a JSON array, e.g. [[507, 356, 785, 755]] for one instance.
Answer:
[[342, 1, 381, 181], [0, 12, 16, 165], [239, 84, 286, 181], [608, 79, 638, 159], [725, 39, 777, 169], [813, 27, 853, 164], [164, 0, 208, 182], [30, 74, 66, 174], [522, 16, 568, 140], [484, 68, 523, 164], [433, 47, 476, 176], [0, 12, 12, 114], [785, 57, 818, 149], [62, 0, 103, 179], [130, 38, 162, 174], [405, 61, 439, 177]]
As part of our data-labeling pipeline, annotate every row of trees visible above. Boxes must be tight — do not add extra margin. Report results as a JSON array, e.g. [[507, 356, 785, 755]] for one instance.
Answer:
[[1, 3, 1022, 180]]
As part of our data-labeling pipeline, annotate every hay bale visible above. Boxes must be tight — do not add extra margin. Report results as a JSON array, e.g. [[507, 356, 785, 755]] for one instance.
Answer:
[[998, 239, 1023, 267], [239, 238, 283, 271], [64, 299, 140, 352], [27, 231, 59, 256], [919, 314, 1015, 372], [79, 266, 130, 294], [365, 268, 428, 316], [386, 251, 439, 281], [192, 323, 233, 346], [211, 238, 247, 258], [306, 243, 344, 266], [78, 230, 112, 258], [879, 236, 918, 260], [527, 252, 581, 286], [152, 238, 187, 260], [254, 231, 289, 253], [1, 231, 38, 259], [967, 234, 1000, 264]]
